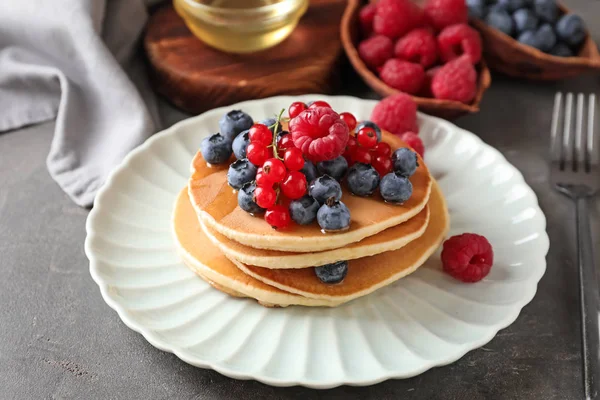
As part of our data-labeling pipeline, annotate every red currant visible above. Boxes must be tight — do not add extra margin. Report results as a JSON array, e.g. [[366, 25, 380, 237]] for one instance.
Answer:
[[254, 186, 276, 209], [262, 158, 286, 183], [265, 205, 291, 230], [281, 171, 307, 200], [248, 124, 273, 146], [372, 155, 393, 176], [339, 112, 357, 132], [345, 136, 358, 154], [255, 168, 272, 188], [352, 147, 372, 164], [246, 143, 270, 166], [374, 142, 391, 157], [357, 127, 378, 149], [308, 100, 331, 109], [283, 148, 304, 171], [277, 134, 295, 157], [289, 102, 307, 119]]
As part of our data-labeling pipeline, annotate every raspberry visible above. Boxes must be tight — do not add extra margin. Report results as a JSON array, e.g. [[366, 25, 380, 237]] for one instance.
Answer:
[[374, 0, 424, 39], [359, 4, 376, 36], [370, 93, 418, 136], [379, 59, 425, 95], [358, 35, 394, 69], [441, 233, 494, 283], [431, 56, 477, 103], [394, 28, 438, 68], [437, 24, 482, 64], [424, 0, 468, 31], [400, 132, 424, 157], [289, 107, 349, 162], [420, 66, 442, 97]]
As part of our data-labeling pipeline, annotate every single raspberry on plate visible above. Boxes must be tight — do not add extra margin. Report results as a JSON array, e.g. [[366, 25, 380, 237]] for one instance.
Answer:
[[370, 93, 419, 136], [441, 233, 494, 283], [394, 28, 438, 68], [431, 55, 477, 103], [359, 4, 377, 36], [380, 59, 426, 94], [358, 35, 394, 69], [400, 132, 425, 157], [289, 107, 349, 162], [424, 0, 468, 31], [437, 23, 482, 64], [374, 0, 424, 39]]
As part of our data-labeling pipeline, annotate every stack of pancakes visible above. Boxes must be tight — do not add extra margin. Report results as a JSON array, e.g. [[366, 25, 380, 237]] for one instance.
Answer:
[[172, 131, 449, 307]]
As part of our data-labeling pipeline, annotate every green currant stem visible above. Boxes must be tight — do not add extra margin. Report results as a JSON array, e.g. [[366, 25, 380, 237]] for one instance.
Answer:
[[271, 108, 286, 161]]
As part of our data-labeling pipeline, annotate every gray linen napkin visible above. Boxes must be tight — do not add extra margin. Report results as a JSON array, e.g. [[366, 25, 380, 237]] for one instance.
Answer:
[[0, 0, 162, 207]]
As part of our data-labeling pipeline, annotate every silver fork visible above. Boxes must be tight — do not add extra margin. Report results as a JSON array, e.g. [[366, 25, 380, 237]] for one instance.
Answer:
[[551, 92, 600, 400]]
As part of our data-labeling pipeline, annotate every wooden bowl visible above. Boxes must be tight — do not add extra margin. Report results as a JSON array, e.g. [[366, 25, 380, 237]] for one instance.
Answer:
[[340, 0, 491, 120], [470, 5, 600, 80]]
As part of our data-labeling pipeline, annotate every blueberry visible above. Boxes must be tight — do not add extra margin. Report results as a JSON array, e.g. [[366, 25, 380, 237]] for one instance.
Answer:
[[219, 110, 253, 141], [200, 133, 232, 165], [392, 148, 418, 177], [317, 156, 348, 181], [498, 0, 526, 12], [555, 14, 586, 48], [467, 0, 486, 19], [536, 23, 557, 52], [356, 121, 382, 142], [485, 9, 514, 36], [314, 261, 348, 284], [549, 41, 573, 57], [518, 30, 543, 49], [237, 182, 264, 214], [346, 163, 380, 196], [533, 0, 558, 23], [487, 3, 509, 13], [380, 172, 413, 204], [301, 160, 319, 183], [289, 195, 320, 225], [232, 129, 250, 160], [317, 199, 351, 232], [513, 9, 539, 33], [277, 130, 290, 141], [260, 118, 283, 135], [227, 159, 257, 190], [309, 175, 343, 205]]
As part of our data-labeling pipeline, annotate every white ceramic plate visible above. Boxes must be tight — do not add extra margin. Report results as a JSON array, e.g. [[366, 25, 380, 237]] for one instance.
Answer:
[[85, 95, 548, 388]]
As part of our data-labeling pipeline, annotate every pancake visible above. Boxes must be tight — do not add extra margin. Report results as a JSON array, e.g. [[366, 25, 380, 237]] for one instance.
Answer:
[[200, 205, 430, 269], [172, 188, 343, 307], [233, 180, 449, 303], [188, 131, 432, 253]]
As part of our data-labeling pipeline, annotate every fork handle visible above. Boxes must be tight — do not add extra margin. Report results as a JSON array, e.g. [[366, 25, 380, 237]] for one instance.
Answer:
[[576, 197, 600, 400]]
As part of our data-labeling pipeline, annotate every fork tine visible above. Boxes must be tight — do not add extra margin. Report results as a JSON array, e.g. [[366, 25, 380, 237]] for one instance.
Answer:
[[574, 93, 585, 172], [551, 92, 563, 163], [562, 93, 574, 171], [587, 94, 596, 169]]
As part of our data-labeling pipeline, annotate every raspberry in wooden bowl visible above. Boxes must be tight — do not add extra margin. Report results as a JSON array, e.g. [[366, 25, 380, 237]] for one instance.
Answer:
[[341, 0, 491, 120]]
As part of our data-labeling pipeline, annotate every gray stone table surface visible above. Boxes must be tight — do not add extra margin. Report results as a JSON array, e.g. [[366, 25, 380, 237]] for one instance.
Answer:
[[3, 3, 600, 399]]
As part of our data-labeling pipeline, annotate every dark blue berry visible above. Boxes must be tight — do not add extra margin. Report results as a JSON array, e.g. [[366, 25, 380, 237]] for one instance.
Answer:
[[314, 261, 348, 284], [487, 3, 509, 13], [289, 195, 320, 225], [555, 14, 586, 48], [317, 156, 348, 181], [232, 129, 250, 160], [380, 172, 413, 204], [317, 199, 351, 232], [301, 160, 319, 183], [518, 30, 543, 49], [346, 163, 380, 196], [277, 130, 290, 141], [498, 0, 526, 12], [392, 148, 418, 177], [309, 175, 342, 204], [533, 0, 558, 23], [227, 159, 257, 190], [485, 9, 514, 36], [219, 110, 253, 141], [260, 118, 283, 135], [513, 9, 539, 33], [238, 182, 264, 214], [549, 41, 573, 57], [356, 121, 382, 142], [536, 23, 557, 52], [200, 133, 232, 165], [467, 0, 486, 19]]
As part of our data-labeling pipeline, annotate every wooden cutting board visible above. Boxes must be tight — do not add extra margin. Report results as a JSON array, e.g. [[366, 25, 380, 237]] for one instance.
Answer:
[[144, 0, 347, 114]]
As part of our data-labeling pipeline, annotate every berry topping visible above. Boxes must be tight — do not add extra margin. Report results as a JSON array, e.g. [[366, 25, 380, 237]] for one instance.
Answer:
[[281, 171, 308, 200], [356, 121, 382, 142], [339, 112, 357, 132], [283, 147, 305, 171], [309, 175, 343, 205], [346, 163, 381, 196], [379, 172, 413, 203], [200, 133, 233, 165], [277, 134, 295, 158], [356, 127, 378, 149], [555, 14, 586, 48], [238, 182, 264, 214], [392, 147, 418, 177], [265, 205, 291, 230], [374, 0, 424, 39], [359, 4, 376, 36], [227, 159, 257, 190], [289, 106, 349, 162], [260, 118, 283, 135], [289, 195, 320, 225], [289, 102, 307, 119], [485, 9, 514, 36], [431, 56, 477, 104], [358, 35, 394, 69], [246, 142, 270, 166], [248, 123, 273, 146], [254, 185, 277, 209], [262, 158, 287, 183], [372, 155, 393, 176], [314, 261, 348, 284], [424, 0, 468, 31], [374, 142, 391, 157], [437, 24, 482, 64], [441, 233, 494, 283], [219, 110, 253, 141], [255, 168, 272, 188], [232, 129, 250, 160], [371, 93, 418, 136], [534, 0, 558, 23], [317, 156, 349, 181], [351, 147, 373, 165], [300, 160, 319, 183], [317, 199, 351, 232], [400, 132, 425, 157], [308, 100, 332, 109], [380, 59, 425, 95], [394, 28, 438, 68]]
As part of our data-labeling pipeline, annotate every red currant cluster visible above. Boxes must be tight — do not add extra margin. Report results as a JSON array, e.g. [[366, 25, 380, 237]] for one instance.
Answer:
[[343, 127, 393, 177]]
